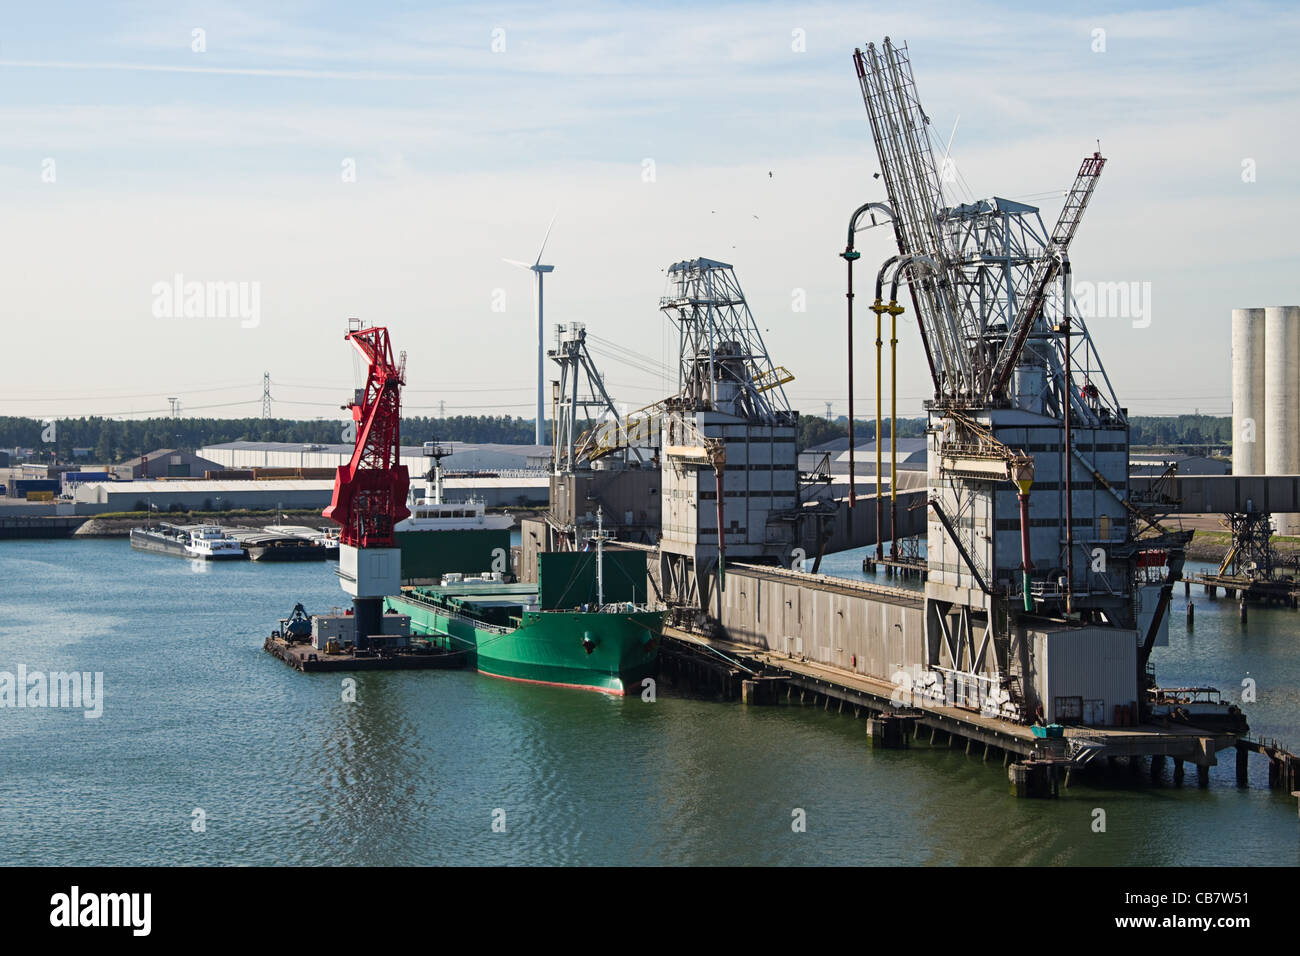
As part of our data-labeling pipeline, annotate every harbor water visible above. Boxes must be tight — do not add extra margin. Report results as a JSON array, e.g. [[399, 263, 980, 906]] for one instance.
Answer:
[[1, 539, 1296, 866]]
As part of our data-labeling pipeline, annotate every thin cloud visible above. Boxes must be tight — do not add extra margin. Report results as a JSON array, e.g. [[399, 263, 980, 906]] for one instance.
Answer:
[[0, 58, 433, 81]]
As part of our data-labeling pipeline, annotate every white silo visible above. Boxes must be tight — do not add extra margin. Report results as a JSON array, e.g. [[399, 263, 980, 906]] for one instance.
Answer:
[[1264, 305, 1300, 535], [1232, 308, 1267, 476]]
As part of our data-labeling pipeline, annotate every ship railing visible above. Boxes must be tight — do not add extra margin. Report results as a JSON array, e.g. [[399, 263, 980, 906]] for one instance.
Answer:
[[597, 602, 657, 614], [446, 610, 510, 634], [401, 591, 512, 634]]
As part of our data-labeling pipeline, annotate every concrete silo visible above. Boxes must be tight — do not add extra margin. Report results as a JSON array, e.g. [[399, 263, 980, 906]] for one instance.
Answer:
[[1232, 307, 1267, 476], [1264, 305, 1300, 535]]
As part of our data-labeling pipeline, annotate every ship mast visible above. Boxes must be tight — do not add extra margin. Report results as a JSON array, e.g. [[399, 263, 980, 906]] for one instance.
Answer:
[[420, 440, 451, 506], [595, 505, 604, 607]]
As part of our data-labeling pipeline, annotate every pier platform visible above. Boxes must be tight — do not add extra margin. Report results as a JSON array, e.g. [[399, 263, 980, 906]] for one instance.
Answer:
[[263, 636, 469, 672], [1186, 573, 1299, 608], [0, 515, 87, 539], [661, 625, 1248, 795]]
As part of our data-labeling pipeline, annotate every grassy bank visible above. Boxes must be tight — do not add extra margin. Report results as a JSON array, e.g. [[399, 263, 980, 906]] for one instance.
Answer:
[[1185, 529, 1300, 564]]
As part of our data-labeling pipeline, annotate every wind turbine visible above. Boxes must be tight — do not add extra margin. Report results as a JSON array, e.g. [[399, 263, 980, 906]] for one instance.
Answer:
[[503, 215, 556, 445]]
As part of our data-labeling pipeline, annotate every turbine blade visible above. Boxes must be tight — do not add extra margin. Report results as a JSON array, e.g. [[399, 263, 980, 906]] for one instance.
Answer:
[[534, 213, 557, 265], [502, 257, 533, 269]]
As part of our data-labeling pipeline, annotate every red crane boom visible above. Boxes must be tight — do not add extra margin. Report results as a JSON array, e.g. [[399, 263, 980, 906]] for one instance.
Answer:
[[323, 325, 410, 548]]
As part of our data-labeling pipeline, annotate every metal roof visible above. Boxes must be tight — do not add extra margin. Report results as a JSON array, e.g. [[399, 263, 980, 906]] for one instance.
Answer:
[[83, 479, 335, 493], [201, 440, 552, 457]]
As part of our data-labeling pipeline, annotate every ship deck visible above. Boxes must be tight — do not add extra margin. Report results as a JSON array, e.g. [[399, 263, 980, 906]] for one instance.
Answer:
[[403, 582, 538, 607]]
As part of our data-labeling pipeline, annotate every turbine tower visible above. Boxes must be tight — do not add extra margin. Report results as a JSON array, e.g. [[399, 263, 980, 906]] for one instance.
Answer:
[[504, 216, 557, 445]]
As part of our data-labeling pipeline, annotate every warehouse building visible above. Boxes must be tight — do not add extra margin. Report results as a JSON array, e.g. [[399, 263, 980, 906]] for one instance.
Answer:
[[73, 479, 335, 512], [199, 441, 551, 475], [113, 448, 224, 480], [71, 474, 548, 512]]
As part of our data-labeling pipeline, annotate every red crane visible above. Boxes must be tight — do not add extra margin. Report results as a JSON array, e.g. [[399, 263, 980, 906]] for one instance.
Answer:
[[323, 325, 410, 547]]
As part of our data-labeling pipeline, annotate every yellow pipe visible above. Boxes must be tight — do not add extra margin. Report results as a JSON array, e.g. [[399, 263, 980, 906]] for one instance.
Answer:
[[889, 302, 899, 507], [886, 300, 905, 547], [874, 300, 884, 558]]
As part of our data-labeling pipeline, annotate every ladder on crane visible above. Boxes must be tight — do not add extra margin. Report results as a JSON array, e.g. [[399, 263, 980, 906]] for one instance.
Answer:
[[988, 152, 1106, 398]]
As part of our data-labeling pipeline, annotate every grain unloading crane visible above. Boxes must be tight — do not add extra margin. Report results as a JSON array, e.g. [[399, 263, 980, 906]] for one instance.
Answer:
[[323, 321, 410, 649], [852, 37, 1181, 723]]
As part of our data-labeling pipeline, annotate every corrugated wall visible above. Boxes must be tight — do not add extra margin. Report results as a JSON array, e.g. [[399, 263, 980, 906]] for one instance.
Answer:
[[1032, 625, 1138, 725], [718, 568, 923, 684]]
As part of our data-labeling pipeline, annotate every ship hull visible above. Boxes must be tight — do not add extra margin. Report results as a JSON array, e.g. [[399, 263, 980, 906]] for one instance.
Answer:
[[130, 529, 247, 560], [130, 531, 188, 558], [245, 545, 328, 562], [387, 593, 661, 695]]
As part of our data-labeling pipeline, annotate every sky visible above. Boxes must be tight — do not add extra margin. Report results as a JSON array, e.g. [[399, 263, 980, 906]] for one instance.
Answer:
[[0, 0, 1296, 427]]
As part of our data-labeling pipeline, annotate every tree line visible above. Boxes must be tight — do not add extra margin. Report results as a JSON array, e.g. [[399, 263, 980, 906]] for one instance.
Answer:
[[0, 415, 538, 464], [0, 411, 1233, 464]]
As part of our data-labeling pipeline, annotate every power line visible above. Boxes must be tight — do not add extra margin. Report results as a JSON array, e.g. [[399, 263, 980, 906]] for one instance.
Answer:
[[0, 381, 261, 403]]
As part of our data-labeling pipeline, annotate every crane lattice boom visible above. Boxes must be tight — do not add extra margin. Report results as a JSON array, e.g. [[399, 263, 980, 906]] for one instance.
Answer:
[[323, 325, 410, 548]]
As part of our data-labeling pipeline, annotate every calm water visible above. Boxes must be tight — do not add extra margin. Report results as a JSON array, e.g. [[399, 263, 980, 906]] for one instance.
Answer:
[[0, 539, 1296, 866]]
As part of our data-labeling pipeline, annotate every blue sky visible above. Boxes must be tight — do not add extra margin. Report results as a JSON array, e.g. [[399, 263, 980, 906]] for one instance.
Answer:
[[1, 0, 1296, 422]]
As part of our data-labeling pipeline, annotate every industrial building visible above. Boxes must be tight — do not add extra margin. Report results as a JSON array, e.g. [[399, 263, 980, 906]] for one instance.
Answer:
[[518, 38, 1209, 742], [113, 448, 224, 480], [72, 479, 335, 512], [199, 440, 551, 475], [71, 474, 545, 512]]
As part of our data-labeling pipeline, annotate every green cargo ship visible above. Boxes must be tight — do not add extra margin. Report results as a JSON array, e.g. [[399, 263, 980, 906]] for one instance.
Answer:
[[387, 580, 661, 694], [385, 518, 663, 694]]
